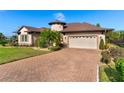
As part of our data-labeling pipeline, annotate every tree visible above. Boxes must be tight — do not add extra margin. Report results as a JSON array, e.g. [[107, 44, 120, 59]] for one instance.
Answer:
[[96, 23, 101, 27], [106, 31, 121, 43], [119, 31, 124, 40], [0, 32, 7, 46], [0, 32, 5, 40], [38, 29, 61, 48], [99, 38, 105, 50], [52, 31, 61, 46]]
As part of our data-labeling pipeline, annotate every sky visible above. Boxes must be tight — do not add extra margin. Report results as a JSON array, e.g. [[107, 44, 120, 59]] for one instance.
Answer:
[[0, 10, 124, 36]]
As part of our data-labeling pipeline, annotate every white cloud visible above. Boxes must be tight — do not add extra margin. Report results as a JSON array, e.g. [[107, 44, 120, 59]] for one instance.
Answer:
[[54, 12, 65, 21]]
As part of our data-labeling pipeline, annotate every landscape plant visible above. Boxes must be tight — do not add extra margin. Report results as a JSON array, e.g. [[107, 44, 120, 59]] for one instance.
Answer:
[[0, 32, 7, 46], [106, 31, 123, 43], [0, 32, 5, 40], [48, 46, 61, 51], [99, 38, 105, 50], [115, 58, 124, 81], [100, 31, 124, 82], [8, 35, 18, 46], [109, 48, 122, 59], [39, 29, 61, 49], [101, 51, 111, 64], [0, 40, 7, 46]]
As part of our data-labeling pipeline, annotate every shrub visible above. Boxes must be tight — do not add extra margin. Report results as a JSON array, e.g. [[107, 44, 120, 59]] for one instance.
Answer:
[[101, 51, 111, 64], [120, 49, 124, 57], [109, 48, 122, 59], [9, 40, 18, 46], [40, 39, 47, 48], [35, 37, 47, 48], [35, 38, 46, 48], [48, 46, 61, 51], [99, 39, 105, 50], [35, 38, 40, 47], [39, 29, 61, 47], [8, 35, 18, 46], [104, 44, 109, 49], [115, 58, 124, 81], [0, 40, 7, 46], [59, 43, 66, 48]]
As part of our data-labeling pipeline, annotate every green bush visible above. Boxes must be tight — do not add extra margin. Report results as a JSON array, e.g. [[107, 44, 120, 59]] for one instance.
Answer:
[[101, 51, 111, 64], [40, 39, 47, 48], [0, 40, 7, 46], [48, 46, 61, 51], [99, 66, 110, 82], [106, 31, 121, 43], [115, 58, 124, 81], [35, 38, 47, 48], [99, 39, 105, 50], [39, 29, 61, 47], [35, 38, 40, 47]]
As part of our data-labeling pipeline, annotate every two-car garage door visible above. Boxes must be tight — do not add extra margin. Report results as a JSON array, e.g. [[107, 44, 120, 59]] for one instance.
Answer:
[[69, 35, 98, 49]]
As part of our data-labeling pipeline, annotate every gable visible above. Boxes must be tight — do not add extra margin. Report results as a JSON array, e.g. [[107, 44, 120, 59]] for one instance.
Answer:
[[19, 27, 28, 34]]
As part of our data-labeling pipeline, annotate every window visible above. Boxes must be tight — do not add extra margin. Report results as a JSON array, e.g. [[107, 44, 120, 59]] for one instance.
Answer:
[[25, 35, 28, 42], [20, 35, 28, 42]]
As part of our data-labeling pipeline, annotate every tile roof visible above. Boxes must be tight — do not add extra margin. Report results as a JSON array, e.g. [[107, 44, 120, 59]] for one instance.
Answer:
[[17, 22, 113, 33], [62, 22, 113, 32], [17, 26, 49, 33]]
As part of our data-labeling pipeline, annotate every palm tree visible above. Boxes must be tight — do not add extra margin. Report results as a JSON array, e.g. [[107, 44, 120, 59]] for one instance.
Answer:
[[39, 29, 61, 47]]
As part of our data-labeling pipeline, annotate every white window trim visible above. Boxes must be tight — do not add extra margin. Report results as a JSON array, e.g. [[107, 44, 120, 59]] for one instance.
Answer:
[[20, 35, 29, 43]]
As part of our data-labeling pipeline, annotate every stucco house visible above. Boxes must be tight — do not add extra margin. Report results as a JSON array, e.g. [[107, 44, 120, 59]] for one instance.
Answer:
[[17, 20, 113, 49]]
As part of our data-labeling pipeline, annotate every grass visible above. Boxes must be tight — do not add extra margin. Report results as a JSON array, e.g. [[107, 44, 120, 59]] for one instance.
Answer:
[[99, 64, 110, 82], [0, 47, 50, 65], [99, 63, 121, 82], [107, 43, 120, 48]]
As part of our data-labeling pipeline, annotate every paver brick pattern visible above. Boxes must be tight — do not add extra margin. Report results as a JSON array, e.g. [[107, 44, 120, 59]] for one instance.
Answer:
[[0, 48, 99, 82]]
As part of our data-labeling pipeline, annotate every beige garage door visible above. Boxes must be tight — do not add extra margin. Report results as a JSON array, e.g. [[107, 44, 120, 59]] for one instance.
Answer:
[[69, 36, 97, 49]]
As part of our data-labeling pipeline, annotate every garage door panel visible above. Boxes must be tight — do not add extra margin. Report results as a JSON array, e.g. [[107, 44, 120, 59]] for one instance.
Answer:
[[69, 36, 97, 49]]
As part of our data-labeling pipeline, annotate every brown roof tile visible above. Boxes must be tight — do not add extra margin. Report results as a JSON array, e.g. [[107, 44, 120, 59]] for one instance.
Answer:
[[18, 26, 49, 33], [62, 22, 113, 32]]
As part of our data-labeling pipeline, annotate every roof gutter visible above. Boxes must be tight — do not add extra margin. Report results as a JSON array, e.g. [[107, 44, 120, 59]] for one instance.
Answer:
[[61, 29, 112, 33]]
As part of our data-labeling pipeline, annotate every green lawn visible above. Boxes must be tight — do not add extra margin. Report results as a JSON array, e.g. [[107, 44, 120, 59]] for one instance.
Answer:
[[99, 63, 120, 82], [0, 47, 50, 65]]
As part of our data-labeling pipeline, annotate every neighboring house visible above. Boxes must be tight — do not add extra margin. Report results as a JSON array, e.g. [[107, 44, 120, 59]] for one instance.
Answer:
[[17, 20, 113, 49]]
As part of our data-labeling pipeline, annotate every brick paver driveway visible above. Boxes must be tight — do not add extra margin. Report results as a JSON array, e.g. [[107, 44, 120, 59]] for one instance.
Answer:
[[0, 48, 99, 82]]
